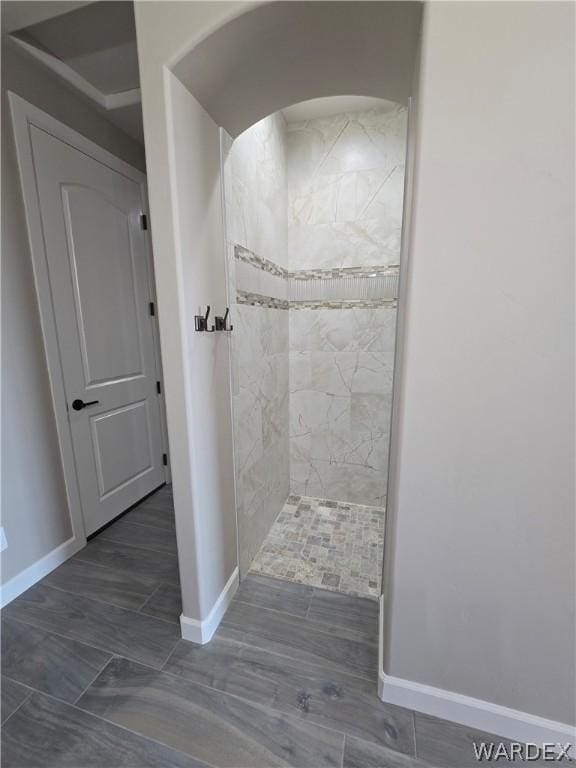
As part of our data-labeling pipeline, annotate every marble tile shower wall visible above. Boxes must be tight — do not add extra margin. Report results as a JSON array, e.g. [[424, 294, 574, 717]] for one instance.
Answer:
[[287, 102, 408, 271], [225, 104, 408, 572], [287, 104, 407, 505], [224, 114, 290, 576]]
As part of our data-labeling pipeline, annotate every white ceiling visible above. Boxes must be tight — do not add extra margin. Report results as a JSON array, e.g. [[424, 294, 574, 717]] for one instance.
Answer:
[[7, 1, 144, 144], [1, 1, 92, 34], [282, 96, 395, 124], [23, 1, 139, 94]]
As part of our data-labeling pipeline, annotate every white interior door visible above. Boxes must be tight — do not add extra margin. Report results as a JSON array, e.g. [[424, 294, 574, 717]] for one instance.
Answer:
[[30, 125, 165, 535]]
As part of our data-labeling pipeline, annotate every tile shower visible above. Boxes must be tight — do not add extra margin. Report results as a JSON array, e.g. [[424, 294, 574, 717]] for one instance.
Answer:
[[224, 101, 407, 598]]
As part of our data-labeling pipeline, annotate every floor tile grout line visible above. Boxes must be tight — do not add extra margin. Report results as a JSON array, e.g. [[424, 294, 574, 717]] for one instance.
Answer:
[[28, 580, 180, 627], [235, 595, 313, 622], [0, 674, 37, 696], [109, 516, 176, 534], [132, 504, 175, 516], [134, 494, 174, 512], [43, 574, 158, 614], [98, 532, 178, 558], [73, 551, 180, 588], [168, 630, 383, 690], [251, 566, 380, 602], [45, 553, 167, 598], [412, 709, 419, 759], [217, 630, 378, 684], [77, 535, 180, 564], [137, 582, 165, 615], [230, 597, 379, 646], [131, 502, 174, 514], [0, 687, 34, 729], [1, 612, 179, 673], [310, 583, 380, 606], [160, 638, 184, 672], [71, 651, 117, 707], [123, 654, 376, 751], [2, 668, 105, 711], [5, 675, 412, 768], [245, 572, 314, 594], [4, 651, 381, 761], [2, 614, 120, 660], [104, 651, 416, 761], [23, 688, 220, 768], [68, 552, 180, 591], [230, 598, 316, 622], [156, 635, 185, 670], [233, 594, 374, 634], [74, 564, 181, 593], [102, 516, 176, 534], [2, 630, 410, 760]]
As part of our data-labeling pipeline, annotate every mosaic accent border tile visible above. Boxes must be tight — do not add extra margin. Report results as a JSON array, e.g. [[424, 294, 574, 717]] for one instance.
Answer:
[[289, 272, 398, 303], [234, 244, 288, 279], [290, 298, 397, 310], [288, 265, 399, 280], [234, 244, 399, 307], [235, 245, 399, 283], [236, 291, 397, 311], [250, 494, 385, 599], [236, 290, 289, 309]]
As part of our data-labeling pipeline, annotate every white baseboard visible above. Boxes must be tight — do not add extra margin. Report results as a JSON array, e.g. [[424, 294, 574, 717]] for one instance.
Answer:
[[180, 567, 239, 645], [1, 536, 83, 608], [378, 599, 575, 751], [378, 671, 575, 752]]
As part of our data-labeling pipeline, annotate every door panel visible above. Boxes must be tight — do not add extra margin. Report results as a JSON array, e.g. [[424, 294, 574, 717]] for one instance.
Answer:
[[30, 125, 165, 534], [91, 401, 154, 497], [62, 185, 144, 385]]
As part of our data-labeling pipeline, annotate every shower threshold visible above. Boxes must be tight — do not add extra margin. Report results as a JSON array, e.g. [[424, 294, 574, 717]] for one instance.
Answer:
[[250, 495, 385, 600]]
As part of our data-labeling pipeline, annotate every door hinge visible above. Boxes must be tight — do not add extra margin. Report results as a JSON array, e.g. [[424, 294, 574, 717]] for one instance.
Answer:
[[156, 381, 162, 395], [140, 213, 148, 230], [162, 453, 168, 466], [149, 301, 155, 316]]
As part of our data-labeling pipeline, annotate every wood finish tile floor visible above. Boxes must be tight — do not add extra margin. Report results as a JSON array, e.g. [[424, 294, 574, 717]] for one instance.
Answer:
[[1, 485, 528, 767]]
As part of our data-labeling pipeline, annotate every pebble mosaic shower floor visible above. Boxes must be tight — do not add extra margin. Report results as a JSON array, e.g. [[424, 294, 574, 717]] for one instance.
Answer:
[[250, 495, 385, 599]]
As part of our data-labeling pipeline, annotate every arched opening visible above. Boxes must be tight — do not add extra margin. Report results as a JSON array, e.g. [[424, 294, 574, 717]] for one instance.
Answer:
[[172, 1, 422, 136], [154, 0, 422, 651]]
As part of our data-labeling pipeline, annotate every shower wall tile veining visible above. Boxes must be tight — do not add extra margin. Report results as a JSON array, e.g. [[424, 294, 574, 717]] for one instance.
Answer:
[[289, 306, 397, 506], [225, 101, 407, 593], [287, 104, 407, 505], [224, 114, 290, 577], [287, 103, 407, 271]]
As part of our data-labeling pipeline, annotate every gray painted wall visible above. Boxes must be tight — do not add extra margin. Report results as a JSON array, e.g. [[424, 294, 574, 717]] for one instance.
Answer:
[[1, 43, 145, 587], [163, 72, 238, 622], [383, 1, 575, 725]]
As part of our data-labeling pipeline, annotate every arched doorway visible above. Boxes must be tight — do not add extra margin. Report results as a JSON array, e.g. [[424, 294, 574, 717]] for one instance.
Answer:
[[139, 1, 422, 654]]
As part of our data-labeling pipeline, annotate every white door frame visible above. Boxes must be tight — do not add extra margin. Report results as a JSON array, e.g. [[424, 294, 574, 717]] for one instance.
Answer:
[[9, 92, 169, 564]]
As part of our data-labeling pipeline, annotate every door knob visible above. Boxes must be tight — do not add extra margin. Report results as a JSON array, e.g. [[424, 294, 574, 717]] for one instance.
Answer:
[[71, 399, 99, 411]]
